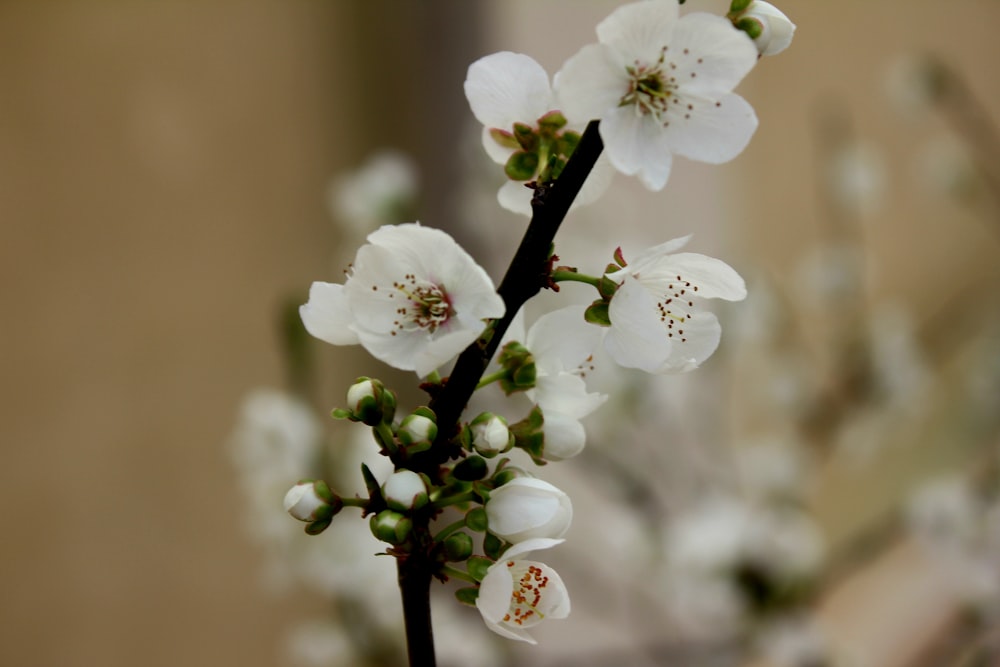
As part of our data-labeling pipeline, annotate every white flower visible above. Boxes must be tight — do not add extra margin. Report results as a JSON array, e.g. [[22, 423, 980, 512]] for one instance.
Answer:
[[555, 0, 758, 190], [464, 51, 613, 215], [476, 538, 570, 643], [328, 150, 418, 234], [733, 1, 796, 57], [486, 477, 573, 544], [300, 223, 504, 378], [604, 236, 746, 373], [471, 414, 513, 457]]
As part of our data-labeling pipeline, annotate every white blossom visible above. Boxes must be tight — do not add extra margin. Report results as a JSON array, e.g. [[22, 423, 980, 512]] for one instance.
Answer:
[[328, 150, 418, 234], [300, 223, 504, 378], [734, 1, 796, 57], [555, 0, 758, 190], [486, 477, 573, 544], [283, 481, 330, 522], [604, 236, 747, 373], [464, 51, 612, 215], [476, 538, 570, 643]]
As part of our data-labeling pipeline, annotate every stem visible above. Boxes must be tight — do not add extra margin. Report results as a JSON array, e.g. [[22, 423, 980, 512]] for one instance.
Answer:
[[476, 369, 507, 390], [395, 120, 604, 667], [433, 518, 468, 542], [551, 269, 602, 288]]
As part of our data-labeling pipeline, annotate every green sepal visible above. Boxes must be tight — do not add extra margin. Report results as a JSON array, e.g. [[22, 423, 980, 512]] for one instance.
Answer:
[[443, 532, 474, 562], [483, 532, 504, 560], [498, 341, 536, 394], [613, 246, 627, 267], [505, 150, 539, 181], [454, 586, 480, 606], [539, 155, 566, 183], [331, 408, 352, 420], [729, 0, 751, 13], [537, 110, 567, 131], [361, 463, 384, 506], [453, 455, 489, 481], [491, 469, 518, 488], [370, 510, 412, 545], [584, 300, 612, 327], [465, 507, 489, 532], [489, 127, 520, 149], [467, 556, 492, 582], [304, 517, 332, 535], [509, 406, 547, 465], [736, 16, 763, 39], [512, 122, 537, 151], [556, 130, 580, 158], [597, 275, 619, 300]]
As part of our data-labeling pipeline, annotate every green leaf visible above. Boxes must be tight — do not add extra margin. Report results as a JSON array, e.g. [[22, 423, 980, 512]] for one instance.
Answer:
[[454, 586, 480, 606]]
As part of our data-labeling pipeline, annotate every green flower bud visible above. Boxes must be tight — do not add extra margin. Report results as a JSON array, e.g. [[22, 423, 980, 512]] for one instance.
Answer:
[[398, 408, 437, 454], [469, 413, 513, 458], [340, 377, 396, 425], [497, 342, 536, 394], [443, 532, 474, 562], [453, 455, 489, 481], [382, 470, 429, 512], [370, 509, 412, 545], [465, 507, 489, 532], [283, 480, 341, 523]]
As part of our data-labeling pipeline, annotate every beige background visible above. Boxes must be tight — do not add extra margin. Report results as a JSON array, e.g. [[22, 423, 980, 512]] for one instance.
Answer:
[[2, 2, 998, 666]]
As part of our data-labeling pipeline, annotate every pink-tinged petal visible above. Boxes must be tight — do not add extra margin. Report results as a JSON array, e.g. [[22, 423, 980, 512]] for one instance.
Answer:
[[554, 43, 626, 122], [640, 252, 747, 301], [595, 0, 680, 61], [655, 311, 722, 373], [497, 179, 534, 217], [669, 13, 758, 93], [299, 281, 360, 345], [605, 275, 673, 372], [465, 52, 553, 130], [664, 92, 758, 164], [601, 105, 674, 191]]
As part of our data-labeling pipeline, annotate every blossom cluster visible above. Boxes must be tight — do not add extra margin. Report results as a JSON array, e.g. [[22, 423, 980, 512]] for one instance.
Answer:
[[273, 0, 795, 657]]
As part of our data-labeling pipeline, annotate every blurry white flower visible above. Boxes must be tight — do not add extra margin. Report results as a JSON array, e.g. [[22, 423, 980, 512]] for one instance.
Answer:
[[486, 477, 573, 544], [555, 0, 758, 190], [284, 619, 358, 667], [732, 1, 796, 57], [907, 476, 979, 549], [476, 538, 570, 643], [300, 223, 504, 377], [918, 134, 980, 201], [464, 51, 613, 215], [827, 142, 886, 216], [756, 616, 831, 667], [736, 438, 809, 502], [329, 150, 418, 234], [604, 235, 747, 373], [885, 54, 945, 119]]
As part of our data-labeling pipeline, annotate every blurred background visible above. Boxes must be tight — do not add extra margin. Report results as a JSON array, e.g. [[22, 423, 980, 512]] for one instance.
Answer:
[[2, 1, 999, 666]]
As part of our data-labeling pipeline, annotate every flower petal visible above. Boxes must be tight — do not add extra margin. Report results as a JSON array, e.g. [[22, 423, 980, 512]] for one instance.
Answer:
[[601, 105, 674, 190], [465, 51, 554, 130], [664, 92, 758, 164], [554, 43, 626, 123], [605, 275, 674, 371], [638, 251, 747, 301], [497, 179, 534, 216], [300, 281, 360, 345], [669, 13, 758, 94], [655, 311, 722, 373], [595, 0, 680, 61], [526, 305, 601, 374]]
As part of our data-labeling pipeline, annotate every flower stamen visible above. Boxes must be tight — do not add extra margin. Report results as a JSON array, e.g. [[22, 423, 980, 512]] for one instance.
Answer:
[[391, 273, 454, 334]]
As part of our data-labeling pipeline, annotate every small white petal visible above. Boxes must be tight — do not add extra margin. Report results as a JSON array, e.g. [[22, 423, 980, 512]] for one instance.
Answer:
[[497, 179, 534, 216], [668, 13, 758, 94], [605, 276, 674, 372], [601, 105, 674, 191], [526, 306, 601, 375], [300, 282, 360, 345], [465, 51, 554, 130], [554, 43, 626, 123], [542, 411, 588, 460], [654, 310, 722, 373], [637, 252, 747, 301], [664, 93, 758, 165]]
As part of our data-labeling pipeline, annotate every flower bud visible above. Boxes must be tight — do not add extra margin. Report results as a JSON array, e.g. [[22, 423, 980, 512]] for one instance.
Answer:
[[443, 532, 474, 562], [398, 408, 437, 454], [283, 480, 340, 522], [469, 413, 513, 458], [370, 509, 413, 544], [383, 470, 429, 512], [453, 455, 489, 481], [338, 377, 396, 425], [541, 412, 586, 460], [486, 477, 573, 543], [497, 342, 536, 394], [732, 1, 795, 57]]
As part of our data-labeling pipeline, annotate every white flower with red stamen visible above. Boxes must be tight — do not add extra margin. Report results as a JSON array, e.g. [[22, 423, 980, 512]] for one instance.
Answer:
[[476, 538, 570, 643], [464, 51, 613, 216], [604, 235, 746, 373], [554, 0, 758, 191], [300, 223, 504, 378]]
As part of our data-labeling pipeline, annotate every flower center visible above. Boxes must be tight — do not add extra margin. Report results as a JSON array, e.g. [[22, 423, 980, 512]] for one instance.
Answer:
[[655, 274, 700, 343], [621, 47, 677, 120], [391, 273, 454, 334], [502, 561, 551, 628]]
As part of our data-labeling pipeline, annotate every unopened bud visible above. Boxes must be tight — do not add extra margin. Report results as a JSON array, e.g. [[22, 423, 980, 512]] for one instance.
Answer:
[[370, 509, 413, 545], [398, 408, 437, 454], [732, 1, 795, 56], [469, 413, 513, 458], [497, 342, 536, 394], [283, 480, 340, 522], [443, 532, 474, 562], [383, 470, 429, 512], [337, 377, 396, 425]]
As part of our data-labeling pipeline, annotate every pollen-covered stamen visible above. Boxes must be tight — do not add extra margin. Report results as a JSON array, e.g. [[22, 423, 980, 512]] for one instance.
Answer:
[[657, 274, 700, 343], [390, 273, 454, 335], [501, 561, 552, 628]]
